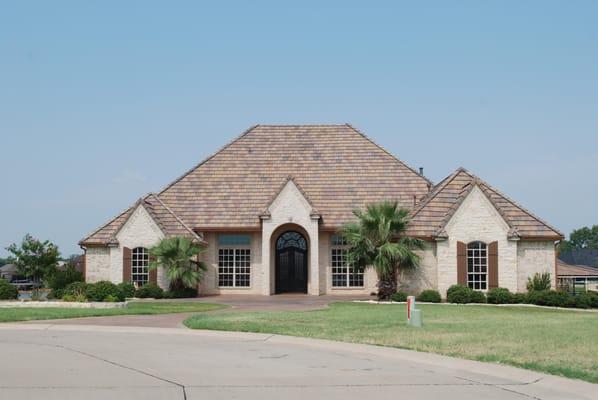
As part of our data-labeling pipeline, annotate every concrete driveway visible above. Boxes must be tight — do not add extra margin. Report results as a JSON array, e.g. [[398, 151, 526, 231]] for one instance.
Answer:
[[0, 323, 594, 400]]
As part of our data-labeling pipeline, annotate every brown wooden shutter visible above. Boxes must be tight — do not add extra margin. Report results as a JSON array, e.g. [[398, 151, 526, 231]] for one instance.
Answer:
[[457, 241, 467, 285], [488, 241, 499, 288], [149, 255, 158, 284], [122, 247, 132, 282]]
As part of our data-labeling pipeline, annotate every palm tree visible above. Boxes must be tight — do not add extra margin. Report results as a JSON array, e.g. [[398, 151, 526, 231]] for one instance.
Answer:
[[149, 236, 207, 292], [343, 201, 423, 300]]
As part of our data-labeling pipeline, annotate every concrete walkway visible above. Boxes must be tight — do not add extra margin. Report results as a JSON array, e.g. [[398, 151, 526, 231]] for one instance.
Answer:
[[0, 323, 594, 400], [25, 294, 370, 328]]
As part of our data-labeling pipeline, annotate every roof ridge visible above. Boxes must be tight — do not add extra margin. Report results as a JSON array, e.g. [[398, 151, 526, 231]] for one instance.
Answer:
[[251, 124, 348, 127], [105, 196, 150, 244], [149, 194, 204, 242], [78, 200, 137, 246], [157, 124, 259, 195], [345, 124, 433, 186], [474, 178, 564, 238], [411, 168, 471, 218]]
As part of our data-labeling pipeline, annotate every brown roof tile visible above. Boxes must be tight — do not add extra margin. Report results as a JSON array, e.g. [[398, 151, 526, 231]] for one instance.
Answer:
[[406, 168, 563, 240], [80, 194, 202, 246], [157, 124, 431, 230]]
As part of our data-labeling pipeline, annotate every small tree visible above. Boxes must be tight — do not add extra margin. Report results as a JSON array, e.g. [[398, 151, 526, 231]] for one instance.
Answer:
[[6, 234, 60, 284], [149, 236, 207, 292], [343, 201, 424, 300]]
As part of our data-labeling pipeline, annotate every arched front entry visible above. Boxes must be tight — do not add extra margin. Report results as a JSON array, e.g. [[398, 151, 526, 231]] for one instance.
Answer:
[[275, 231, 308, 293]]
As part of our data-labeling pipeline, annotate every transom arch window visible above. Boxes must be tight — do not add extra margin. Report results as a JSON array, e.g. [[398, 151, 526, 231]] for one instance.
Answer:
[[331, 235, 364, 288], [467, 241, 487, 290], [131, 247, 150, 286], [276, 231, 307, 251]]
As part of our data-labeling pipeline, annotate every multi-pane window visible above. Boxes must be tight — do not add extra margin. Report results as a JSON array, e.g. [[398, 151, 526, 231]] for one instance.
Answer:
[[467, 241, 487, 290], [131, 247, 149, 286], [331, 235, 364, 288], [218, 235, 251, 287]]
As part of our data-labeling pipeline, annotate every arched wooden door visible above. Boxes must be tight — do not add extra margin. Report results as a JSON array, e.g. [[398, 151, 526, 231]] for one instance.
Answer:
[[275, 231, 308, 293]]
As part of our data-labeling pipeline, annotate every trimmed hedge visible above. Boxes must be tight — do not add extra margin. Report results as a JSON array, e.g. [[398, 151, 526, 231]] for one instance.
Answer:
[[135, 283, 164, 299], [390, 291, 408, 302], [117, 282, 136, 299], [446, 285, 472, 304], [447, 285, 486, 304], [486, 288, 513, 304], [417, 290, 441, 303], [85, 281, 123, 302], [0, 278, 18, 300]]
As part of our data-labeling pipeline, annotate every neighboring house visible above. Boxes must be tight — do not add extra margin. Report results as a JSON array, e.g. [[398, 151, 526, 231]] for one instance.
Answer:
[[0, 264, 19, 282], [79, 125, 563, 297], [557, 249, 598, 293]]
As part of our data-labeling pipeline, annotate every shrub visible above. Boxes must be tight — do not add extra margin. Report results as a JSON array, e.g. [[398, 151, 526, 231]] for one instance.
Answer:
[[46, 265, 83, 291], [486, 288, 513, 304], [0, 278, 18, 300], [446, 285, 472, 304], [64, 281, 88, 297], [164, 287, 198, 299], [469, 290, 486, 303], [511, 292, 527, 304], [417, 290, 441, 303], [135, 283, 164, 299], [86, 281, 122, 302], [573, 293, 593, 309], [527, 290, 569, 307], [103, 294, 119, 302], [117, 282, 136, 299], [588, 291, 598, 308], [526, 272, 551, 291], [62, 293, 87, 302], [390, 291, 408, 302]]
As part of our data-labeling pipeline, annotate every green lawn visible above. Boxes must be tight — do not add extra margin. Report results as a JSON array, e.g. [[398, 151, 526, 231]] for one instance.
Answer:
[[184, 302, 598, 383], [0, 301, 226, 323]]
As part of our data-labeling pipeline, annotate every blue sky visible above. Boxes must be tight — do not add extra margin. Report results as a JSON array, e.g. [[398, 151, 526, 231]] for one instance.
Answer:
[[1, 1, 597, 257]]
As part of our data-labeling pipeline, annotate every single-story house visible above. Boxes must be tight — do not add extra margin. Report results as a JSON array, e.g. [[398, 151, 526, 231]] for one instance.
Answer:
[[80, 125, 563, 297], [557, 259, 598, 293], [0, 264, 19, 282]]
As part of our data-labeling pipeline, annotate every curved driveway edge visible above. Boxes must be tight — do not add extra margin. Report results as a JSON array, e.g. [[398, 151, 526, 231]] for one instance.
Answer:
[[0, 322, 595, 400]]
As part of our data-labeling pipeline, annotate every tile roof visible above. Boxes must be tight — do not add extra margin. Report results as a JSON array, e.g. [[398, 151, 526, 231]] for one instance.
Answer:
[[81, 125, 431, 245], [157, 124, 431, 230], [80, 194, 202, 246], [406, 167, 563, 240], [557, 259, 598, 277]]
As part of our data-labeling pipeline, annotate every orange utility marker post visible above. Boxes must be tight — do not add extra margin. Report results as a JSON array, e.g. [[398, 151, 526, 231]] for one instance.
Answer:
[[406, 295, 423, 327]]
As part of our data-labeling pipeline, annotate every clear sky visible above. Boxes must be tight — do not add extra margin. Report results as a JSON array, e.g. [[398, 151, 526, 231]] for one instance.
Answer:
[[1, 1, 597, 257]]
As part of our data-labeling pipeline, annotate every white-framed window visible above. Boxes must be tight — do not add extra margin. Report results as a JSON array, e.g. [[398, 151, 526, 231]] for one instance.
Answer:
[[131, 247, 149, 286], [218, 234, 251, 288], [331, 235, 364, 288], [467, 241, 487, 290]]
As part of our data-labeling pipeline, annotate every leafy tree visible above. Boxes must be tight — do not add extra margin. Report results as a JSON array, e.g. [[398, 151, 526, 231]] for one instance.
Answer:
[[0, 257, 15, 266], [6, 234, 60, 283], [149, 236, 207, 292], [343, 201, 423, 300], [559, 225, 598, 253]]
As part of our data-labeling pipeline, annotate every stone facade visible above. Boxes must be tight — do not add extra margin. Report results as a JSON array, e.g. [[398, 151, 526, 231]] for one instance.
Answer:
[[517, 241, 556, 291], [84, 182, 558, 298]]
